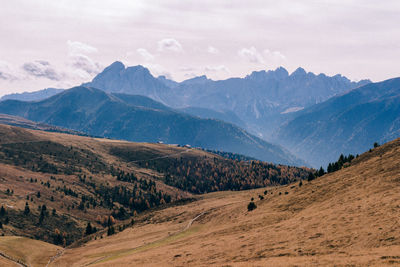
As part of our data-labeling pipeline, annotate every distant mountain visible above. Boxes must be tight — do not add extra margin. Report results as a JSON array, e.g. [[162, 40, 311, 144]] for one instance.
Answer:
[[0, 86, 306, 166], [157, 75, 179, 88], [179, 106, 246, 128], [84, 62, 370, 137], [274, 77, 400, 167], [82, 61, 170, 103], [4, 62, 369, 139], [0, 88, 64, 102], [111, 93, 171, 111]]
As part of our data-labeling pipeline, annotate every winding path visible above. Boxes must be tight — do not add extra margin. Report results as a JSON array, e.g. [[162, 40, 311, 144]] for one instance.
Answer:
[[0, 251, 27, 267], [83, 211, 206, 266], [45, 248, 65, 267]]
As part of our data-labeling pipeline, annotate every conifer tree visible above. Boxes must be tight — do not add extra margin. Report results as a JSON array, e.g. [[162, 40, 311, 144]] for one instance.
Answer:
[[85, 222, 93, 235], [24, 202, 30, 215], [0, 206, 5, 216]]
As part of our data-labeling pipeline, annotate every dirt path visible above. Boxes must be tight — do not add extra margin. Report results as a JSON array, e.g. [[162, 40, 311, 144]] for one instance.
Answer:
[[84, 211, 206, 266], [0, 251, 27, 267], [183, 212, 205, 231], [46, 248, 65, 267]]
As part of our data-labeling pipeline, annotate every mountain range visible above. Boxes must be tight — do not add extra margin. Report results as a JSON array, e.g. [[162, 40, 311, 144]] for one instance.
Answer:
[[83, 61, 370, 137], [0, 62, 371, 136], [0, 86, 305, 166], [274, 77, 400, 167], [0, 88, 64, 102], [2, 61, 400, 168]]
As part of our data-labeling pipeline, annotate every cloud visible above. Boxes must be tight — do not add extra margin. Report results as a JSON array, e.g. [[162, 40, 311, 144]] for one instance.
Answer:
[[22, 60, 62, 80], [69, 54, 102, 76], [238, 46, 265, 64], [204, 65, 230, 73], [143, 63, 173, 79], [179, 66, 197, 72], [263, 49, 286, 61], [0, 61, 18, 81], [157, 38, 183, 52], [136, 48, 155, 61], [67, 40, 102, 78], [67, 40, 98, 55], [207, 46, 219, 54], [184, 72, 198, 79], [238, 46, 286, 65]]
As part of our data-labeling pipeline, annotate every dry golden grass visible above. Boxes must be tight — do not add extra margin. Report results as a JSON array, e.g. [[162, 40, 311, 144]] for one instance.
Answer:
[[0, 236, 61, 266], [0, 257, 19, 267], [0, 124, 195, 241], [2, 124, 400, 266], [47, 137, 400, 266]]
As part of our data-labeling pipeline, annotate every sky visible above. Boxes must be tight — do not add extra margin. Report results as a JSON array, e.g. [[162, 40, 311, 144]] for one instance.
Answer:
[[0, 0, 399, 96]]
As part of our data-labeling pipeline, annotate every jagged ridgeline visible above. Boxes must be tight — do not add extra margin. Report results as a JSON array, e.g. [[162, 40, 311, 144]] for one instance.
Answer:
[[0, 124, 312, 245]]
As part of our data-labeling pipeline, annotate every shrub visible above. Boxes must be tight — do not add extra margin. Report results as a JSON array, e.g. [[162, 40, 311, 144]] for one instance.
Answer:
[[247, 201, 257, 211]]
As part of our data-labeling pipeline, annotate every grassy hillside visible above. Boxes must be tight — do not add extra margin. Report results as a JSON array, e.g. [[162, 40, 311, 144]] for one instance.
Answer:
[[0, 236, 60, 266], [0, 124, 310, 248], [0, 86, 307, 166], [0, 114, 86, 136], [40, 135, 400, 266]]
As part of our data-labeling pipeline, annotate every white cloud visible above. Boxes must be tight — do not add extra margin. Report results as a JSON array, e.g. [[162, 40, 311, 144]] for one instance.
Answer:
[[238, 46, 265, 64], [207, 46, 219, 54], [0, 61, 19, 81], [67, 40, 102, 78], [22, 60, 63, 81], [184, 72, 198, 79], [143, 63, 173, 79], [238, 47, 286, 66], [69, 54, 102, 76], [136, 48, 155, 61], [204, 65, 230, 73], [263, 49, 286, 61], [67, 40, 98, 55], [157, 38, 183, 52], [179, 66, 198, 72]]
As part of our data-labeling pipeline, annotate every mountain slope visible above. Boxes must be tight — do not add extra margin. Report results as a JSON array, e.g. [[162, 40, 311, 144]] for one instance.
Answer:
[[0, 113, 88, 135], [178, 106, 246, 128], [48, 135, 400, 266], [0, 88, 64, 102], [0, 86, 305, 166], [0, 124, 311, 249], [274, 77, 400, 167]]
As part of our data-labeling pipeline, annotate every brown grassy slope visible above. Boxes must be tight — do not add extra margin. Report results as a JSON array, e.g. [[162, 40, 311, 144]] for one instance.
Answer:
[[51, 137, 400, 266], [0, 124, 196, 244], [0, 236, 60, 266], [0, 123, 310, 246]]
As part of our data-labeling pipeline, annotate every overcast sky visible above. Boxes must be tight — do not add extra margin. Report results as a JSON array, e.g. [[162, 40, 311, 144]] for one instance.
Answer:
[[0, 0, 399, 96]]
